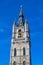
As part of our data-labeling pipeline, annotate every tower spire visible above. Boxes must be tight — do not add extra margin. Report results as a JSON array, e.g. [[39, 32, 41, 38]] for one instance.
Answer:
[[18, 5, 24, 26], [19, 5, 24, 17], [20, 5, 22, 11]]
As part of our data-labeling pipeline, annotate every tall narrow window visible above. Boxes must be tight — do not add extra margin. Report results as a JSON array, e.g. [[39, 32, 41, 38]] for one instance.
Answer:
[[23, 61, 25, 65], [14, 48, 16, 56], [13, 61, 16, 65], [23, 47, 25, 56]]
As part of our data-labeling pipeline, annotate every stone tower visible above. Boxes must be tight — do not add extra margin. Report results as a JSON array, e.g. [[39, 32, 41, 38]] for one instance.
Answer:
[[10, 6, 31, 65]]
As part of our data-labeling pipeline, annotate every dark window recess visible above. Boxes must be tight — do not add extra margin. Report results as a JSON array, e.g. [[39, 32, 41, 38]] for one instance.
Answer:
[[18, 29, 21, 32], [14, 48, 16, 56], [23, 47, 25, 56], [23, 61, 26, 65], [18, 29, 22, 38], [13, 61, 16, 65]]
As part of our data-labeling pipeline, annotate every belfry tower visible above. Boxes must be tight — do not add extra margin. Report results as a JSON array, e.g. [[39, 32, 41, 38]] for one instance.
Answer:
[[10, 6, 31, 65]]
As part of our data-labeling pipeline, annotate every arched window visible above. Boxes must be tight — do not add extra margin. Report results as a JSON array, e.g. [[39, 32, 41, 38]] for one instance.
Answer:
[[13, 61, 16, 65], [14, 48, 16, 56], [23, 61, 26, 65], [18, 29, 22, 38], [23, 47, 25, 56], [18, 29, 21, 32]]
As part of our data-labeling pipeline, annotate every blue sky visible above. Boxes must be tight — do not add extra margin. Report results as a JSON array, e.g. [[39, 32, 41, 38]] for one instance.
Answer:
[[0, 0, 43, 65]]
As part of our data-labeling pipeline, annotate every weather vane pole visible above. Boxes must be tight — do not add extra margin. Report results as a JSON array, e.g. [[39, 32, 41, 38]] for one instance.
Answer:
[[20, 5, 22, 11]]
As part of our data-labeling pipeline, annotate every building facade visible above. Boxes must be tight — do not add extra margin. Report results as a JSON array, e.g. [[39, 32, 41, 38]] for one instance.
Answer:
[[10, 6, 31, 65]]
